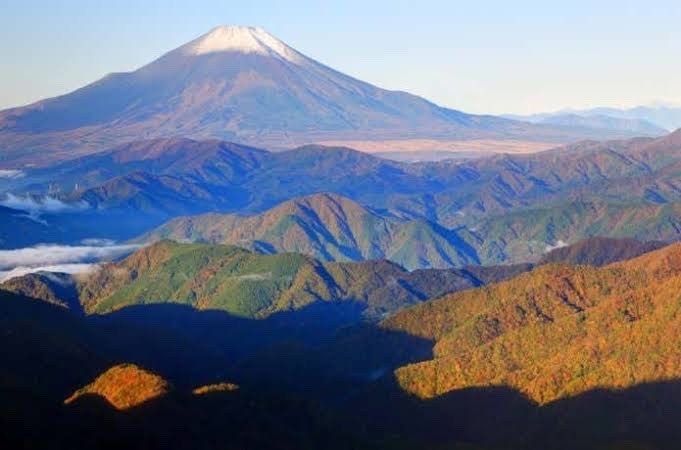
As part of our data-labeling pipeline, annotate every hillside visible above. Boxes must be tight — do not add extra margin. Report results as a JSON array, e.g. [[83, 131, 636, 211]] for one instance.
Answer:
[[141, 193, 478, 269], [471, 199, 681, 263], [381, 242, 681, 404], [539, 236, 666, 266], [143, 191, 680, 267], [4, 131, 681, 257], [0, 272, 81, 311], [64, 364, 170, 410], [78, 240, 496, 320], [3, 242, 681, 449], [0, 289, 384, 450]]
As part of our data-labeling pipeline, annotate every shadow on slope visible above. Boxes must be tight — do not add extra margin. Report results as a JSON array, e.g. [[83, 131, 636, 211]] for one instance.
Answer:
[[350, 375, 681, 450], [3, 287, 681, 449], [0, 288, 431, 449]]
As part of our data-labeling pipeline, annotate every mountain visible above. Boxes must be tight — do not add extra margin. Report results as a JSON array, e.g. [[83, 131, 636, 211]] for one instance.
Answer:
[[536, 113, 667, 135], [22, 138, 268, 193], [1, 240, 529, 322], [469, 199, 681, 263], [6, 130, 681, 263], [14, 236, 654, 318], [382, 242, 681, 405], [0, 205, 71, 248], [76, 240, 507, 320], [0, 272, 81, 311], [511, 104, 681, 132], [0, 26, 634, 168], [80, 130, 680, 226], [141, 188, 681, 269], [140, 193, 479, 269], [3, 241, 681, 449]]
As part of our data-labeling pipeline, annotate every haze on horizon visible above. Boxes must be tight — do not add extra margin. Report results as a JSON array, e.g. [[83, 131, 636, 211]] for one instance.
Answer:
[[1, 0, 680, 115]]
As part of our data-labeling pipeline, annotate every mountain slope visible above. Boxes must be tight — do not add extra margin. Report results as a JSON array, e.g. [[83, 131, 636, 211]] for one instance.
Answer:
[[539, 236, 666, 266], [0, 26, 622, 167], [140, 193, 479, 269], [77, 240, 494, 320], [21, 137, 268, 193], [0, 289, 384, 450], [63, 363, 170, 410], [0, 272, 81, 311], [6, 131, 681, 259], [382, 242, 681, 404]]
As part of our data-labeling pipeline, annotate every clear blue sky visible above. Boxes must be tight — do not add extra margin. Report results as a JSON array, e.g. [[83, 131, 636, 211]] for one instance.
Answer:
[[1, 0, 680, 114]]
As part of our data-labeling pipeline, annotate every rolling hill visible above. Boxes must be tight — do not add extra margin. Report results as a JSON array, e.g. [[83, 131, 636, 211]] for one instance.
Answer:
[[140, 193, 479, 269], [6, 131, 681, 264], [76, 240, 509, 320], [142, 190, 681, 267]]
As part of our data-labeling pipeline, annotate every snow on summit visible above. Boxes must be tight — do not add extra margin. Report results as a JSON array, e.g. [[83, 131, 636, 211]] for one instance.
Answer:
[[184, 25, 302, 62]]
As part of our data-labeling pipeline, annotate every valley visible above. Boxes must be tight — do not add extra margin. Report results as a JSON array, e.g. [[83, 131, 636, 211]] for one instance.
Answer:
[[2, 17, 681, 450]]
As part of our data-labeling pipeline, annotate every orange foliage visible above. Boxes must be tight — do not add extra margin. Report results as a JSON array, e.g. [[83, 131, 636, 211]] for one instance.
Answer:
[[64, 364, 170, 410], [384, 243, 681, 404], [192, 382, 239, 395]]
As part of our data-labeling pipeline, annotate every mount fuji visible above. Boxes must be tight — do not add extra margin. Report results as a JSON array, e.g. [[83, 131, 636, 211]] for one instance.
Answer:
[[0, 26, 632, 167]]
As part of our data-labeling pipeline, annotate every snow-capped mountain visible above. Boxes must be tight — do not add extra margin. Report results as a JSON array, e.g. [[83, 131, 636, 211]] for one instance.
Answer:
[[0, 26, 629, 167]]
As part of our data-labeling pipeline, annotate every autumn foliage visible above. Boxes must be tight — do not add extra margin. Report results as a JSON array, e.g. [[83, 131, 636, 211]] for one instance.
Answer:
[[384, 242, 681, 404], [192, 382, 239, 395], [64, 364, 170, 410]]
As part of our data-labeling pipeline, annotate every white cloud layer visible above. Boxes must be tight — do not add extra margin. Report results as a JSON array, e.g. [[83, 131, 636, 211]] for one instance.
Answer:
[[0, 193, 88, 214], [0, 263, 97, 283], [0, 243, 139, 270], [0, 170, 25, 179]]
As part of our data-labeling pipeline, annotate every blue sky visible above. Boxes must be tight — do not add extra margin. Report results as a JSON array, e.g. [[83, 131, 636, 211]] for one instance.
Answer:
[[1, 0, 680, 114]]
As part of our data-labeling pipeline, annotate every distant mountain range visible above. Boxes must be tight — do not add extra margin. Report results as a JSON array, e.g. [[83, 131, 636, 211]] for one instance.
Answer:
[[508, 104, 681, 133], [4, 130, 681, 265], [537, 113, 666, 135], [0, 26, 647, 168], [117, 130, 681, 265]]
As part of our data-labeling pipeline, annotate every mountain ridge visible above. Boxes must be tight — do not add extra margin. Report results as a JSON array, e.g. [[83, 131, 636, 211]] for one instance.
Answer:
[[139, 192, 480, 269], [382, 241, 681, 405]]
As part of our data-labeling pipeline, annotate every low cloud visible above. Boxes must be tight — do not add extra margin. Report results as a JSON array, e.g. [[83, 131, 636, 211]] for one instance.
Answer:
[[0, 242, 141, 283], [0, 170, 25, 179], [545, 239, 569, 252], [0, 243, 139, 270], [0, 193, 88, 214], [0, 263, 97, 283], [80, 238, 117, 246]]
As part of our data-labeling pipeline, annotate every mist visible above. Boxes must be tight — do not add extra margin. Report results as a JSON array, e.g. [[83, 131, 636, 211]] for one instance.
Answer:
[[0, 242, 140, 282]]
